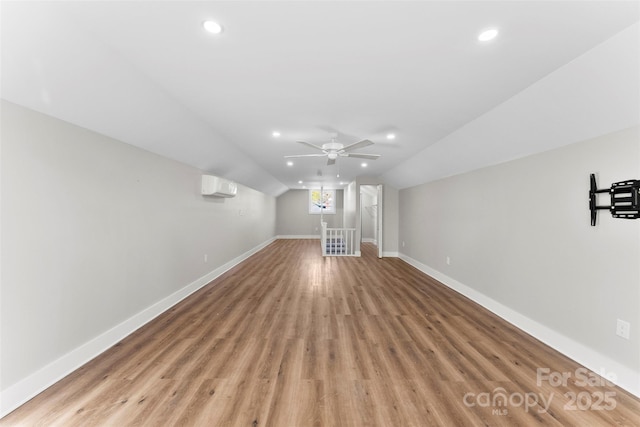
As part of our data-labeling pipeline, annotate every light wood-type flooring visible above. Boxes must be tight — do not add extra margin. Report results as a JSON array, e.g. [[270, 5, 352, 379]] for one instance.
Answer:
[[2, 240, 639, 426]]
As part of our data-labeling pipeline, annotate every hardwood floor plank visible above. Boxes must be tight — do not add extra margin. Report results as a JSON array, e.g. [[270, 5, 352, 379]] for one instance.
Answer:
[[2, 240, 639, 426], [264, 338, 305, 426]]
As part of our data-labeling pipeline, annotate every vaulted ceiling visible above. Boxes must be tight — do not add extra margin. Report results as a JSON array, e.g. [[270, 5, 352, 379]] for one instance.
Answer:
[[2, 1, 639, 196]]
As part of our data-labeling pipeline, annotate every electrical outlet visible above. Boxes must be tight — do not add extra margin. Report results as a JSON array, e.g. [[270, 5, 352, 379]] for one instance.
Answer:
[[402, 241, 405, 247], [446, 256, 451, 265], [616, 319, 630, 339], [204, 254, 208, 263]]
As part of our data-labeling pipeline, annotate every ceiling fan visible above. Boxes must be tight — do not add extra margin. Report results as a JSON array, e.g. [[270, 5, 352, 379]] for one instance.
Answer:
[[284, 135, 381, 165]]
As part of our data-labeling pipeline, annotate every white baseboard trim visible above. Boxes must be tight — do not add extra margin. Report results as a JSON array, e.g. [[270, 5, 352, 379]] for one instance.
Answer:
[[276, 235, 320, 239], [0, 237, 277, 418], [398, 252, 640, 398], [382, 251, 399, 257], [362, 238, 375, 243]]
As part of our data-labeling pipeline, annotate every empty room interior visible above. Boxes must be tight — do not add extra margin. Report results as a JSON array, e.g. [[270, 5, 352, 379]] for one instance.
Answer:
[[2, 1, 640, 425]]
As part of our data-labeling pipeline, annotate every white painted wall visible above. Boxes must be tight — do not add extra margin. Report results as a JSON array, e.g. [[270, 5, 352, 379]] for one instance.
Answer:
[[0, 101, 277, 413], [399, 126, 640, 395], [275, 189, 343, 237], [343, 181, 357, 230]]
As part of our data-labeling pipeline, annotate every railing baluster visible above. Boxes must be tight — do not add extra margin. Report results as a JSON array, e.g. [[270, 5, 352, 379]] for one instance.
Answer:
[[331, 229, 335, 255], [330, 230, 336, 255]]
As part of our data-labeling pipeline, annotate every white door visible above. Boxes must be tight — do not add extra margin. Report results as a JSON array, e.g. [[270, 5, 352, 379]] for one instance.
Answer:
[[377, 184, 383, 258]]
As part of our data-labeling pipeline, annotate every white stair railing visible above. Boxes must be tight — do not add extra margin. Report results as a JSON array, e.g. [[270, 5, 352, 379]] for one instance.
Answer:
[[320, 222, 356, 256]]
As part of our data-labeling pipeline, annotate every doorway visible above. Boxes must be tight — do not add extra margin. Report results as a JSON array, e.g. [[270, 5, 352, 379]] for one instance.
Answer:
[[360, 184, 383, 258]]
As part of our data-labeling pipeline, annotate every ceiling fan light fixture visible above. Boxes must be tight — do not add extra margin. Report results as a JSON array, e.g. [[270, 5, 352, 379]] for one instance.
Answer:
[[284, 136, 380, 165]]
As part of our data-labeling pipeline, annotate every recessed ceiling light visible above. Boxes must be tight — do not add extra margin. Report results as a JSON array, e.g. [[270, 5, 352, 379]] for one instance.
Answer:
[[339, 182, 344, 185], [336, 174, 340, 178], [272, 131, 281, 137], [203, 20, 223, 34], [298, 180, 303, 184], [286, 161, 293, 166], [478, 28, 498, 42], [361, 163, 368, 168], [386, 133, 396, 140]]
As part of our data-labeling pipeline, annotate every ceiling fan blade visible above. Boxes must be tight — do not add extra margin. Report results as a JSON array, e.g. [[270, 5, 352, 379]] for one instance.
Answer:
[[284, 154, 327, 158], [327, 157, 336, 166], [296, 140, 325, 151], [344, 153, 380, 160], [341, 139, 373, 152]]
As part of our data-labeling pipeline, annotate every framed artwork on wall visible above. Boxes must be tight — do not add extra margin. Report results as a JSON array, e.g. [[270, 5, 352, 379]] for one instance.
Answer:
[[309, 189, 336, 214]]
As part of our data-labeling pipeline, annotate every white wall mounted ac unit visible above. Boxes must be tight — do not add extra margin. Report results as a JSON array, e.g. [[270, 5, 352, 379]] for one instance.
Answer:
[[201, 175, 238, 197]]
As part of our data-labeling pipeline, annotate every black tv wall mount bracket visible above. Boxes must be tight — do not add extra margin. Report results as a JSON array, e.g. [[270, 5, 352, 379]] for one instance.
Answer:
[[589, 174, 640, 226]]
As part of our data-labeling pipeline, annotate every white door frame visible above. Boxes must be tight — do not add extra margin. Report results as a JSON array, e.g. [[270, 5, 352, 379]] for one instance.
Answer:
[[377, 184, 383, 258]]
